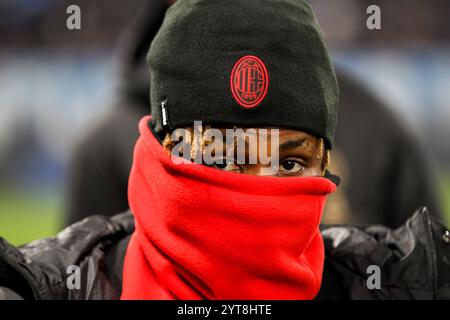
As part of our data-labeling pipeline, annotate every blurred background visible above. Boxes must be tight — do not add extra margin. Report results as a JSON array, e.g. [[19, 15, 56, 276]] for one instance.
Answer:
[[0, 0, 449, 245]]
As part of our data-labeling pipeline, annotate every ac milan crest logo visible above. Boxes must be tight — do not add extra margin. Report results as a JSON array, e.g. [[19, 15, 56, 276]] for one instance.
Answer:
[[230, 55, 269, 108]]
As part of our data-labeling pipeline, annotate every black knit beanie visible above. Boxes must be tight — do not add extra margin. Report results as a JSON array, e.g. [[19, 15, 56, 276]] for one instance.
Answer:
[[148, 0, 339, 148]]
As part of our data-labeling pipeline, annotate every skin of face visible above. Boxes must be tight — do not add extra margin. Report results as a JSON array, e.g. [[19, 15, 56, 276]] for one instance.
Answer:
[[163, 128, 327, 178]]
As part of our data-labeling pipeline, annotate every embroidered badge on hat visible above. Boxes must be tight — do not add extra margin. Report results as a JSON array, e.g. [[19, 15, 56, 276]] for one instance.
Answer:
[[230, 55, 269, 109]]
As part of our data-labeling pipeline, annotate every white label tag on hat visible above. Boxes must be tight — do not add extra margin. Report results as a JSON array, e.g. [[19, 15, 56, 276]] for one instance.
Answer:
[[161, 100, 168, 126]]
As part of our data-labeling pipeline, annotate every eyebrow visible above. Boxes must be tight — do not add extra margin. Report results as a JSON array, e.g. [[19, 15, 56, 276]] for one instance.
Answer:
[[279, 138, 307, 151]]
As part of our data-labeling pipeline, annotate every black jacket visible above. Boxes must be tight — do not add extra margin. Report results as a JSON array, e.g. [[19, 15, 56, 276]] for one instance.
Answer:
[[1, 207, 449, 300]]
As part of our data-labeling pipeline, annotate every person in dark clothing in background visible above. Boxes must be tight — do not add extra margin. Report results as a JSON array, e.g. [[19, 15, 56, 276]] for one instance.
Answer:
[[66, 0, 442, 228], [65, 0, 171, 223], [324, 72, 443, 227]]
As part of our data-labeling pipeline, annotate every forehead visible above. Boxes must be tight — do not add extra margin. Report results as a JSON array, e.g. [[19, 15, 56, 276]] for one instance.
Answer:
[[278, 129, 317, 141], [215, 127, 318, 141]]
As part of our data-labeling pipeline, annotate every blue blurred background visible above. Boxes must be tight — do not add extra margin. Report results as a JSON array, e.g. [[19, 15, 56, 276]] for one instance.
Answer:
[[0, 0, 449, 244]]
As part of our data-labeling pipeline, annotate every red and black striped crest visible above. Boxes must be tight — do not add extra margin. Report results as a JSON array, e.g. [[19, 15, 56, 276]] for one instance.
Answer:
[[230, 55, 269, 108]]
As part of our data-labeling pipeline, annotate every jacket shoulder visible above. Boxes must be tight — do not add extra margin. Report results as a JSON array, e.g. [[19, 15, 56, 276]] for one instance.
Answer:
[[0, 211, 134, 300], [319, 207, 450, 299]]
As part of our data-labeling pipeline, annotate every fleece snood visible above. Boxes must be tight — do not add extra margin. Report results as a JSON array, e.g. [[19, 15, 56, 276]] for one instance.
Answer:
[[120, 116, 336, 300]]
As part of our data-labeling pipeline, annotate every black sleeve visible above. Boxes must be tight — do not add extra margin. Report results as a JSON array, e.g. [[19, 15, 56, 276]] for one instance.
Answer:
[[321, 208, 450, 299]]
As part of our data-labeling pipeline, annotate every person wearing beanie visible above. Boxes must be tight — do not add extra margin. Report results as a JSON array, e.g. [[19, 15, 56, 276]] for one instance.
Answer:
[[0, 0, 449, 300], [65, 0, 443, 229]]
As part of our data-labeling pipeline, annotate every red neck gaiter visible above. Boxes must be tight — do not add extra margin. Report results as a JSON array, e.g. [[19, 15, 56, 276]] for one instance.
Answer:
[[121, 116, 336, 300]]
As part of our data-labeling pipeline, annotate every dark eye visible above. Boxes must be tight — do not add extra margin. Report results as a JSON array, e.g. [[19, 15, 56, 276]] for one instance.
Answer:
[[279, 159, 304, 174], [210, 158, 242, 172], [214, 162, 228, 170]]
